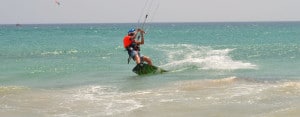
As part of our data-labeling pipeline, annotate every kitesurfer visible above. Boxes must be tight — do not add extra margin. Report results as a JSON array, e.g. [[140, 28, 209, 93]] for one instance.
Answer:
[[123, 28, 152, 66]]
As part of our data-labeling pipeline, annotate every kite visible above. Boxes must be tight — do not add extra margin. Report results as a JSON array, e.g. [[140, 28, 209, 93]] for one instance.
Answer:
[[54, 0, 60, 6]]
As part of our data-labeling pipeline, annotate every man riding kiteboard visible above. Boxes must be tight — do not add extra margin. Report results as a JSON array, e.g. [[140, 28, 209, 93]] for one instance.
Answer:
[[123, 28, 152, 67]]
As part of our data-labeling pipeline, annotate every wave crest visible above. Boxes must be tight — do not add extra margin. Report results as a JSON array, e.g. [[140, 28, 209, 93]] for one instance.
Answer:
[[156, 44, 256, 71]]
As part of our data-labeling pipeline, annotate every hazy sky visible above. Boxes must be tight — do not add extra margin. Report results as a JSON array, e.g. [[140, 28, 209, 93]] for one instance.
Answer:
[[0, 0, 299, 24]]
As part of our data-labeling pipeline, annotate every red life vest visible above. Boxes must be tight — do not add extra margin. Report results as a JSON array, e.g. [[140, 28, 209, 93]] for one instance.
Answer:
[[123, 35, 132, 48]]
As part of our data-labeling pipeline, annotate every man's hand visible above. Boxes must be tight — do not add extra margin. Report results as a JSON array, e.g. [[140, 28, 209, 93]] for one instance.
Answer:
[[137, 28, 145, 34]]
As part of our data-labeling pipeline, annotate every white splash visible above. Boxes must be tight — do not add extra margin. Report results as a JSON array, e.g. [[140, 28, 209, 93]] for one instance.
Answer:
[[157, 44, 256, 70]]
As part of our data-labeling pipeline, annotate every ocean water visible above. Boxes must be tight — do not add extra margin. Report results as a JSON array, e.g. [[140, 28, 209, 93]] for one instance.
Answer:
[[0, 22, 300, 117]]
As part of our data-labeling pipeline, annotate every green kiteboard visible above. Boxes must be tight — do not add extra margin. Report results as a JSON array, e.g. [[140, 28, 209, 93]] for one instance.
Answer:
[[132, 63, 168, 75]]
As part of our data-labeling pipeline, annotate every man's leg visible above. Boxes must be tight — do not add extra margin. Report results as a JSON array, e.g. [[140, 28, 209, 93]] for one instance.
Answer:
[[134, 51, 141, 64], [142, 56, 152, 66]]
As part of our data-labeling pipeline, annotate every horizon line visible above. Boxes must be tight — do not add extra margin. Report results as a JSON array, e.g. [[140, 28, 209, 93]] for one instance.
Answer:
[[1, 20, 300, 25]]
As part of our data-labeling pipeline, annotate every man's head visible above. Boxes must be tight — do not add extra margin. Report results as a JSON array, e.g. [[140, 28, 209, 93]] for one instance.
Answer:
[[128, 28, 135, 36]]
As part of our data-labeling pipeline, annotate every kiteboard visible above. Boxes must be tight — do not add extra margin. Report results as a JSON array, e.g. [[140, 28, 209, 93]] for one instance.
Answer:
[[132, 63, 167, 75]]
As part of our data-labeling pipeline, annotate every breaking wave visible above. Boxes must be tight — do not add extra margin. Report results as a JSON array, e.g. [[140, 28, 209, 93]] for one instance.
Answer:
[[156, 44, 256, 71]]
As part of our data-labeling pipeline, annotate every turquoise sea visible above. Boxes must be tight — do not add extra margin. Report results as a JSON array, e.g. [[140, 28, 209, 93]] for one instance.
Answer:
[[1, 22, 300, 116]]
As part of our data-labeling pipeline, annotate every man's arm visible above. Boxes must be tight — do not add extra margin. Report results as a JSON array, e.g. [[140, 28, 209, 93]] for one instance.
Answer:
[[132, 29, 145, 45], [140, 30, 144, 45]]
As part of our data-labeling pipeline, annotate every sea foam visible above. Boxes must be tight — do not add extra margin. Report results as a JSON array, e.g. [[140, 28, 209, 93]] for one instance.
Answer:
[[156, 44, 256, 71]]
